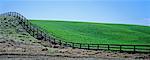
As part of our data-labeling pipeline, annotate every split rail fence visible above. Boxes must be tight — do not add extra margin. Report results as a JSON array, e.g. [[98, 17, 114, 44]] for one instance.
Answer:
[[0, 12, 150, 53]]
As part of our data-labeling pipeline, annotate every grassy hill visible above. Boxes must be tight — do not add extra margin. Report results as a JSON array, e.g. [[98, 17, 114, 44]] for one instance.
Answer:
[[30, 20, 150, 45], [0, 16, 57, 54]]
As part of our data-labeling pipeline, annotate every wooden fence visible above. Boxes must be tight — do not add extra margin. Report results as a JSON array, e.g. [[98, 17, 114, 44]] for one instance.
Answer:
[[0, 12, 150, 53]]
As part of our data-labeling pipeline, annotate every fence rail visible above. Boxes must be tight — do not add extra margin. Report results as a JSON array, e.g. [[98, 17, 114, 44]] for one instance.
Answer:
[[0, 12, 150, 53]]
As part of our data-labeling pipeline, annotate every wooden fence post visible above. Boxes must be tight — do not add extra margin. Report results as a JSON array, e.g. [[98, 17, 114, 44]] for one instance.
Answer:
[[59, 40, 62, 45], [134, 45, 136, 53], [48, 36, 51, 42], [97, 44, 99, 50], [88, 44, 90, 49], [44, 34, 46, 41], [28, 23, 31, 34], [120, 45, 122, 52], [65, 42, 67, 46], [53, 38, 56, 44], [108, 44, 110, 50], [72, 43, 74, 49], [23, 21, 25, 27], [79, 44, 81, 48], [33, 30, 35, 37], [37, 28, 39, 38], [49, 36, 51, 40]]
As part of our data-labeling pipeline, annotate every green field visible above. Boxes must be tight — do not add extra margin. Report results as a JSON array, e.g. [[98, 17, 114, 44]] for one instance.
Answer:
[[30, 20, 150, 45]]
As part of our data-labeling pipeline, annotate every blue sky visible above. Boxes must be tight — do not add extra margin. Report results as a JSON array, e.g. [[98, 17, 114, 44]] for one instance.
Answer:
[[0, 0, 150, 26]]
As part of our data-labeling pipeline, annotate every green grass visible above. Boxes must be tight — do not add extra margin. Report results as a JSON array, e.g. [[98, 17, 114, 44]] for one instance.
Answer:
[[30, 20, 150, 45]]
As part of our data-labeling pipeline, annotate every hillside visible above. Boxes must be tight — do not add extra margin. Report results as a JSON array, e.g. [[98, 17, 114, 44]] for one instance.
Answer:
[[0, 16, 55, 54], [30, 20, 150, 45]]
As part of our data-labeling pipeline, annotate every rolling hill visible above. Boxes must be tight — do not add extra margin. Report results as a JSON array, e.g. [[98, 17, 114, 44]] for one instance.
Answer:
[[30, 20, 150, 45]]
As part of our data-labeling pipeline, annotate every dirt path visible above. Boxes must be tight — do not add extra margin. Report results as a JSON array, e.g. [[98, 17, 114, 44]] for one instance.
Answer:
[[0, 55, 136, 60]]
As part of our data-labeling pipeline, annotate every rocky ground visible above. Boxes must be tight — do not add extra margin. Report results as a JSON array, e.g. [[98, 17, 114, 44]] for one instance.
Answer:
[[0, 16, 150, 60]]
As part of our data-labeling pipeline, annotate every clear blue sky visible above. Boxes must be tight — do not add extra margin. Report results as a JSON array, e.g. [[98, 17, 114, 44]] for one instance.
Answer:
[[0, 0, 150, 26]]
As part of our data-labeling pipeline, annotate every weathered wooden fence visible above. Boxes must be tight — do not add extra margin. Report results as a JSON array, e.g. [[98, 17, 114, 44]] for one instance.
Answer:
[[61, 42, 150, 53], [0, 12, 150, 53]]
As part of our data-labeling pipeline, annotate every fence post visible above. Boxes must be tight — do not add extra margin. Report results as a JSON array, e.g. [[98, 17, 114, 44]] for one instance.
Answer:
[[59, 40, 62, 45], [65, 42, 67, 46], [79, 44, 81, 48], [88, 44, 90, 49], [44, 34, 46, 41], [120, 45, 122, 52], [40, 30, 43, 40], [134, 45, 136, 53], [108, 44, 110, 50], [97, 44, 99, 50], [49, 36, 51, 42], [23, 21, 25, 29], [33, 30, 35, 37], [72, 43, 74, 49], [53, 38, 56, 44], [29, 23, 31, 34], [37, 28, 38, 38]]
